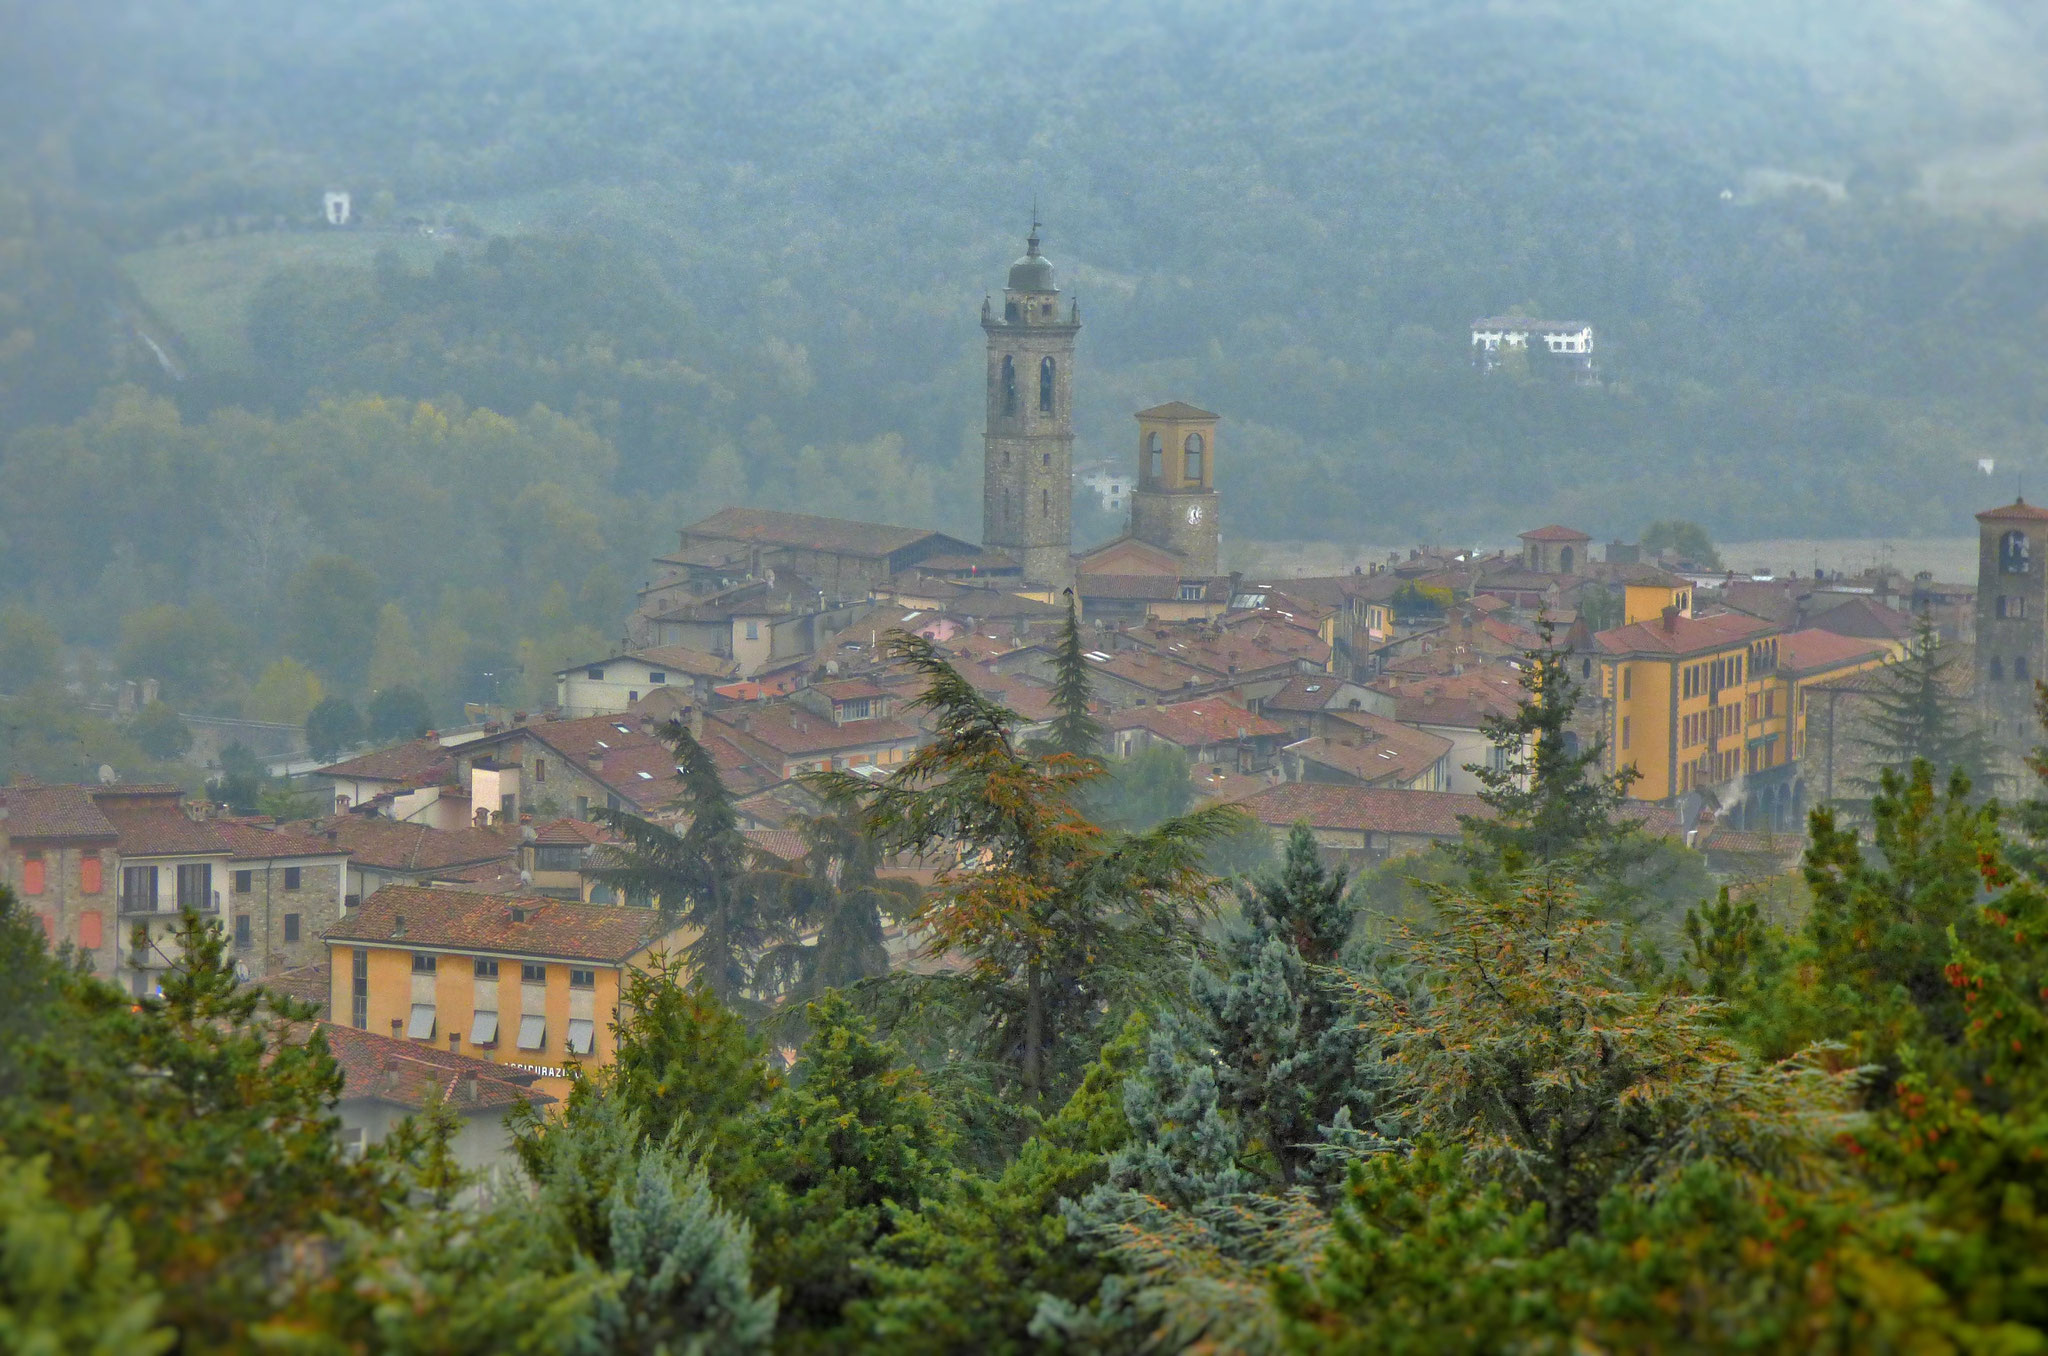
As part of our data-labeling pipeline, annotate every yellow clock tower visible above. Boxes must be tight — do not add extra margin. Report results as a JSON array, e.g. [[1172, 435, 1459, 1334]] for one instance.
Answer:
[[1128, 402, 1220, 575]]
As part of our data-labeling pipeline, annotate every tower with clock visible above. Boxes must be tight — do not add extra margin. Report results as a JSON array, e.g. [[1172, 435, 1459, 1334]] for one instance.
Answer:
[[1127, 401, 1221, 575]]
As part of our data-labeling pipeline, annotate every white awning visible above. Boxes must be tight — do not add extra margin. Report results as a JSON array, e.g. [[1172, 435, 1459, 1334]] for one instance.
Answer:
[[518, 1013, 547, 1050], [566, 1018, 596, 1055], [406, 1003, 436, 1040], [469, 1010, 499, 1046]]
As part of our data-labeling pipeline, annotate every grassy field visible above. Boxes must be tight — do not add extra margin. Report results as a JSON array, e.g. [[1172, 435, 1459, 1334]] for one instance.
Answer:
[[119, 229, 461, 373]]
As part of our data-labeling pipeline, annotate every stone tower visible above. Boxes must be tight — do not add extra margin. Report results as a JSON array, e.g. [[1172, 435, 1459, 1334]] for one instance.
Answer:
[[982, 225, 1078, 590], [1128, 402, 1221, 576], [1976, 498, 2048, 757]]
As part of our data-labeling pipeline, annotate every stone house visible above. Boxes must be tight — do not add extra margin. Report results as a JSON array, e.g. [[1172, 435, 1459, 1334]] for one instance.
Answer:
[[1236, 782, 1489, 867], [1106, 699, 1291, 773], [0, 783, 121, 977], [215, 821, 352, 975], [98, 787, 238, 996], [319, 1020, 555, 1181]]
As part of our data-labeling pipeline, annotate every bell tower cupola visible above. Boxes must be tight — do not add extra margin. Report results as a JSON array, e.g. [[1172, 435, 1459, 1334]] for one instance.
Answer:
[[981, 222, 1079, 591], [1128, 401, 1221, 576]]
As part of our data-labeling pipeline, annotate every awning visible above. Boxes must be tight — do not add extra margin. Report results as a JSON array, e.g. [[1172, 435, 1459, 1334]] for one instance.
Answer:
[[566, 1018, 596, 1055], [406, 1003, 436, 1040], [469, 1010, 499, 1046], [518, 1013, 547, 1050]]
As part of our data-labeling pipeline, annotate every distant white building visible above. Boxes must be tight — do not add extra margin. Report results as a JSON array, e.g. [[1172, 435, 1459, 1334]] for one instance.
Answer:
[[323, 190, 352, 226], [1077, 461, 1133, 513], [1470, 317, 1596, 379]]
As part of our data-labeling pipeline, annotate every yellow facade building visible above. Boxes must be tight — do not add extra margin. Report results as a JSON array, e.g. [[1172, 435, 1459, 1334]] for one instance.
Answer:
[[327, 885, 690, 1101]]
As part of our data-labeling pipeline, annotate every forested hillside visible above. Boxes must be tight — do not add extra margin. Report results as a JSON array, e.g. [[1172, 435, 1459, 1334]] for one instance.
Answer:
[[3, 0, 2046, 727]]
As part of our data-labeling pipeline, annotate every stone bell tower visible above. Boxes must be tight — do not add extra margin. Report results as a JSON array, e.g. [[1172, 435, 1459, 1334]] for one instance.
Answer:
[[1129, 402, 1221, 576], [1976, 497, 2048, 763], [981, 223, 1078, 590]]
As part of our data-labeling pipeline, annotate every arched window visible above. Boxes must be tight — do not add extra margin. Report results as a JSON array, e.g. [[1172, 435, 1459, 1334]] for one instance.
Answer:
[[1559, 545, 1575, 574], [2002, 530, 2031, 574], [1992, 656, 2005, 681], [1004, 300, 1020, 322], [1183, 432, 1205, 483], [1039, 357, 1055, 414], [1146, 432, 1163, 483], [1001, 356, 1018, 416]]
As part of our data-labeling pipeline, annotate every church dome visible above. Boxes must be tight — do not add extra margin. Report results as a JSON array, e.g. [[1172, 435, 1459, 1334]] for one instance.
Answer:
[[1007, 229, 1057, 292]]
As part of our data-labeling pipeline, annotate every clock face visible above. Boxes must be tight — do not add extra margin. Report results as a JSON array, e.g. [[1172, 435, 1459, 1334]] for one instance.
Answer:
[[1186, 504, 1204, 525]]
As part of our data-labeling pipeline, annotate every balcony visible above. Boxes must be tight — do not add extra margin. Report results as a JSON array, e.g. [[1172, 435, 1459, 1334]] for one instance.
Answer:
[[119, 892, 221, 918]]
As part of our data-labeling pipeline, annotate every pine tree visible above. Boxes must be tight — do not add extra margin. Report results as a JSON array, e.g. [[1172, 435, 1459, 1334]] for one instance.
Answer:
[[721, 992, 954, 1351], [1034, 590, 1103, 760], [597, 951, 780, 1155], [593, 717, 783, 1006], [0, 1154, 173, 1356], [1848, 616, 1998, 797], [811, 630, 1243, 1106], [755, 803, 917, 1002]]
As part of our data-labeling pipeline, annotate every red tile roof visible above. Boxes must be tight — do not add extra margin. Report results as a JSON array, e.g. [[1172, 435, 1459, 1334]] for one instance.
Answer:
[[327, 885, 674, 964], [631, 646, 739, 679], [683, 506, 951, 558], [317, 737, 455, 787], [1109, 698, 1288, 748], [0, 784, 117, 841], [1593, 610, 1773, 658], [261, 963, 332, 1015], [742, 828, 809, 863], [213, 821, 348, 861], [1778, 628, 1894, 675], [95, 794, 232, 857], [1291, 714, 1452, 786], [1083, 647, 1214, 694], [1519, 524, 1591, 542], [1977, 500, 2048, 523], [1264, 676, 1344, 713], [306, 817, 514, 873], [317, 1021, 554, 1113], [817, 678, 888, 701], [1807, 596, 1917, 643], [530, 818, 615, 847], [1135, 401, 1218, 420], [709, 704, 921, 758], [1240, 784, 1489, 837]]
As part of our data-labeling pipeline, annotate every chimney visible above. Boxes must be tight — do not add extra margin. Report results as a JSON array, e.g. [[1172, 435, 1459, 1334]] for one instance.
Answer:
[[390, 1018, 403, 1038], [392, 914, 407, 937], [448, 1032, 461, 1053], [589, 750, 606, 772], [1661, 605, 1680, 633]]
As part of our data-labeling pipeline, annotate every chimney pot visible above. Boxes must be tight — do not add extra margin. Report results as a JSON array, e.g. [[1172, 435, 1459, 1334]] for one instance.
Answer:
[[1661, 605, 1680, 633], [392, 914, 407, 937], [449, 1032, 461, 1053], [390, 1019, 403, 1038]]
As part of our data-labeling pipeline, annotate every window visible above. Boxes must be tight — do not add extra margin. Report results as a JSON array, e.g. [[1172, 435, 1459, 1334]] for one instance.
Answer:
[[1991, 656, 2005, 680], [587, 667, 605, 680], [234, 869, 252, 894], [284, 914, 300, 944], [351, 949, 369, 1029], [518, 1014, 547, 1050], [234, 915, 252, 949], [284, 866, 301, 890], [1039, 356, 1055, 413], [1146, 432, 1163, 483], [1183, 433, 1205, 482], [1041, 488, 1050, 517], [2002, 530, 2031, 574], [1001, 355, 1018, 415], [522, 962, 547, 983], [412, 953, 437, 974], [1004, 299, 1019, 322], [570, 968, 596, 989], [80, 853, 101, 894], [838, 698, 871, 720], [627, 691, 639, 703], [78, 910, 101, 950], [470, 1010, 499, 1045], [649, 672, 666, 684], [2020, 655, 2032, 681], [1621, 668, 1632, 699], [1621, 717, 1630, 750], [20, 855, 42, 896], [2002, 595, 2029, 620], [744, 621, 760, 641], [1581, 658, 1591, 680], [407, 1003, 436, 1040], [474, 957, 499, 978], [566, 1018, 597, 1055], [1179, 583, 1205, 601], [176, 864, 212, 912]]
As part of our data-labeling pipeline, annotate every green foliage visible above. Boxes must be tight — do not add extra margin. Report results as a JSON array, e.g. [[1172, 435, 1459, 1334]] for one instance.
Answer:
[[1848, 618, 2000, 797], [1034, 593, 1103, 761], [757, 805, 916, 1004], [1094, 744, 1196, 831], [601, 951, 780, 1155], [303, 695, 362, 759], [0, 606, 60, 694], [0, 1154, 172, 1356], [114, 599, 244, 707], [286, 555, 384, 692], [247, 656, 325, 725], [1639, 518, 1722, 567], [722, 992, 953, 1351], [124, 700, 193, 761], [0, 689, 154, 792], [366, 683, 434, 741]]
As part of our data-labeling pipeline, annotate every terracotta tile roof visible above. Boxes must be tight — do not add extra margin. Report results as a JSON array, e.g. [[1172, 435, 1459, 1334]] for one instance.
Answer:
[[1077, 573, 1184, 601], [1291, 714, 1452, 786], [317, 737, 455, 787], [1240, 783, 1489, 837], [0, 784, 117, 841], [1593, 610, 1773, 658], [1384, 669, 1524, 730], [1478, 615, 1544, 651], [959, 665, 1060, 724], [743, 828, 809, 863], [631, 646, 738, 679], [1083, 647, 1215, 695], [95, 794, 232, 857], [435, 860, 532, 893], [1189, 763, 1285, 805], [1135, 401, 1218, 420], [1808, 596, 1917, 643], [1075, 535, 1194, 576], [1159, 619, 1332, 674], [1110, 698, 1288, 747], [306, 816, 514, 873], [530, 818, 614, 846], [817, 678, 888, 701], [261, 963, 332, 1015], [317, 1022, 554, 1113], [1519, 524, 1591, 542], [1264, 676, 1343, 713], [708, 704, 921, 758], [328, 885, 671, 964], [683, 506, 955, 559], [212, 821, 348, 861], [1778, 628, 1895, 675], [1977, 500, 2048, 524]]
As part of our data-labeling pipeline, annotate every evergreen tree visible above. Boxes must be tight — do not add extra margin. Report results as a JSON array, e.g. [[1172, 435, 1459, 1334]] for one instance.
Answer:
[[0, 1154, 172, 1356], [1456, 623, 1639, 875], [596, 951, 779, 1155], [812, 630, 1243, 1106], [592, 718, 783, 1007], [1848, 616, 1998, 797], [721, 992, 954, 1351], [1033, 591, 1103, 760], [303, 695, 362, 760], [755, 803, 917, 1003], [365, 683, 433, 741]]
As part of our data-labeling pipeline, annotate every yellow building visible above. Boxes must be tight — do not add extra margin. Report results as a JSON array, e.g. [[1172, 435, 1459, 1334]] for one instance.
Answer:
[[327, 885, 690, 1101], [1595, 608, 1899, 827]]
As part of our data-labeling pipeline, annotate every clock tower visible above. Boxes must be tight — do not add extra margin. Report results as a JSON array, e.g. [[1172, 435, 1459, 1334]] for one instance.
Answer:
[[1128, 401, 1221, 575], [982, 223, 1078, 591]]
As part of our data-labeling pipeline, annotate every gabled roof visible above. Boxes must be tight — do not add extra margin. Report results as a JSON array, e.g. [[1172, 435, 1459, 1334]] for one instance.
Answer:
[[1240, 783, 1488, 837], [318, 1022, 555, 1114], [94, 790, 232, 857], [708, 704, 921, 758], [305, 816, 513, 873], [1519, 524, 1591, 543], [530, 818, 615, 847], [0, 784, 117, 842], [555, 646, 737, 681], [1075, 535, 1188, 577], [1977, 499, 2048, 524], [328, 885, 673, 964], [1778, 628, 1895, 675], [1109, 699, 1288, 747], [683, 506, 965, 559], [213, 820, 350, 862], [317, 737, 454, 788], [1807, 596, 1916, 643], [1593, 610, 1773, 658], [1135, 401, 1218, 421], [1264, 675, 1343, 713]]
